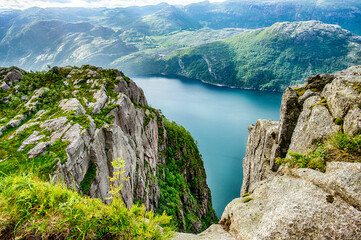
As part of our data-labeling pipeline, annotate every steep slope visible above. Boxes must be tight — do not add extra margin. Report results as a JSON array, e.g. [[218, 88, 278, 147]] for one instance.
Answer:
[[110, 27, 247, 74], [159, 21, 361, 91], [0, 65, 217, 233], [0, 20, 137, 70], [0, 16, 245, 71], [131, 5, 201, 35], [184, 0, 361, 35], [220, 65, 361, 239]]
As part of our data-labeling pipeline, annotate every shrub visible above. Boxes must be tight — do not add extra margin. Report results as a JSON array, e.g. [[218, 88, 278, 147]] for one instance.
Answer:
[[8, 95, 22, 108], [0, 174, 174, 239]]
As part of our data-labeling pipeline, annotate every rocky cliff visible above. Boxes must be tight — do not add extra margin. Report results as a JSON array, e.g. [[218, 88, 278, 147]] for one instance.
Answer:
[[0, 65, 217, 233], [220, 66, 361, 239]]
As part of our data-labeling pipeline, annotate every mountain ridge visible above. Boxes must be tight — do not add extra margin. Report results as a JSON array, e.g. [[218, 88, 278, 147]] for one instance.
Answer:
[[1, 0, 361, 79], [0, 65, 217, 233], [131, 21, 361, 91]]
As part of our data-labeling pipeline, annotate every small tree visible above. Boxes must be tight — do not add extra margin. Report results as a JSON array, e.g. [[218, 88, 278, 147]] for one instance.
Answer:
[[106, 158, 129, 201]]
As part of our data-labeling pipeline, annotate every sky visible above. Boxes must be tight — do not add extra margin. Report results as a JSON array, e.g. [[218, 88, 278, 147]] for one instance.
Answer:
[[0, 0, 227, 10]]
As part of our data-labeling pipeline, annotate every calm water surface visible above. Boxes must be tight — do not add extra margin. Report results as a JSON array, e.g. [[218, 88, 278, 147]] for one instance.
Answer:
[[132, 76, 282, 217]]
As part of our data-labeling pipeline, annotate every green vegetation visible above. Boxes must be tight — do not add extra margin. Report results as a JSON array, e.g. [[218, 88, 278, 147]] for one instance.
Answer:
[[158, 21, 361, 91], [334, 118, 344, 126], [276, 132, 361, 172], [80, 161, 97, 195], [295, 87, 307, 97], [0, 117, 70, 178], [312, 97, 328, 108], [0, 66, 217, 236], [241, 193, 250, 198], [68, 114, 91, 129], [0, 66, 129, 178], [329, 132, 361, 161], [0, 174, 173, 239], [243, 197, 254, 203], [107, 159, 129, 201], [157, 119, 217, 232]]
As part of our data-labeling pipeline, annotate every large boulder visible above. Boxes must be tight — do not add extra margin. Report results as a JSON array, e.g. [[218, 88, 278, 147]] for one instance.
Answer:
[[4, 69, 22, 85]]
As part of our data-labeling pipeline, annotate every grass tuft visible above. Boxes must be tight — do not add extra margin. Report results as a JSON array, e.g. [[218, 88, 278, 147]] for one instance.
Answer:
[[241, 193, 250, 198], [276, 132, 360, 172], [243, 197, 254, 203]]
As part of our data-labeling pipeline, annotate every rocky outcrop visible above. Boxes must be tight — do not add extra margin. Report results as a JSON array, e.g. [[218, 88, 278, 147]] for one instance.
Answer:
[[222, 163, 361, 240], [221, 65, 361, 239], [241, 120, 278, 195], [0, 65, 217, 233]]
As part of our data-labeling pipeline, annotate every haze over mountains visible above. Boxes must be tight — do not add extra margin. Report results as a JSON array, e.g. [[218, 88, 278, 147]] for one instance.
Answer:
[[1, 0, 361, 90]]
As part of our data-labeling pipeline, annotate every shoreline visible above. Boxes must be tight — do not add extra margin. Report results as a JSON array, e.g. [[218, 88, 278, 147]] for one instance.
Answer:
[[129, 73, 285, 93]]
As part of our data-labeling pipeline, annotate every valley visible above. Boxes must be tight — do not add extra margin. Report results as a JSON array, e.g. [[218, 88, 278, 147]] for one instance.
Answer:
[[0, 0, 361, 239], [1, 0, 361, 91], [133, 75, 282, 216]]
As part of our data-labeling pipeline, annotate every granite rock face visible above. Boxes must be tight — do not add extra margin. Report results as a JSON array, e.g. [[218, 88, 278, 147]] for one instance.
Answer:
[[241, 120, 278, 195], [222, 163, 361, 240], [0, 65, 216, 233], [225, 66, 361, 239], [173, 224, 236, 240]]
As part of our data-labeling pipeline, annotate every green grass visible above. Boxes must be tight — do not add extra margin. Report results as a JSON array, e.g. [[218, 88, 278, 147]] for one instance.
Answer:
[[0, 174, 174, 239], [68, 114, 91, 129], [276, 132, 361, 172], [329, 132, 361, 161]]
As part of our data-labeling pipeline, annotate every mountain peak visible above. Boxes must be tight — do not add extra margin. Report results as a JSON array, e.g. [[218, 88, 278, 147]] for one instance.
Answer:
[[271, 20, 351, 37]]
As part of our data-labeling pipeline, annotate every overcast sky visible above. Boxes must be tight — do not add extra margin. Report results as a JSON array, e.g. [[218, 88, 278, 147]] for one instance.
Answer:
[[0, 0, 227, 10]]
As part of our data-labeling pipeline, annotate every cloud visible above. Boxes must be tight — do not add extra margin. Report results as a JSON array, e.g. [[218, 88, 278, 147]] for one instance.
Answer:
[[0, 0, 226, 10]]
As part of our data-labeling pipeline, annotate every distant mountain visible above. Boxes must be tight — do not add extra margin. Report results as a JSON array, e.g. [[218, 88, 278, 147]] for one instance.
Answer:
[[128, 5, 201, 35], [1, 0, 361, 38], [0, 20, 137, 69], [149, 21, 361, 91], [0, 17, 245, 70], [183, 0, 361, 35], [0, 0, 361, 90]]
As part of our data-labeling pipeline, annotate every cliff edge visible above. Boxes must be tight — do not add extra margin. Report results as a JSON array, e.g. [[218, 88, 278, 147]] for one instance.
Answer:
[[0, 65, 217, 233], [220, 66, 361, 239]]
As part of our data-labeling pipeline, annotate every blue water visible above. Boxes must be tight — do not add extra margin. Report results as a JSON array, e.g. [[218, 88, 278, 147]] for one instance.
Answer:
[[132, 76, 282, 217]]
